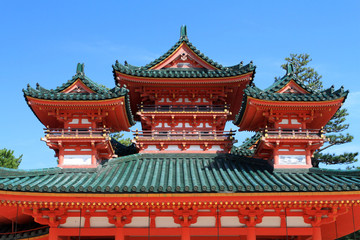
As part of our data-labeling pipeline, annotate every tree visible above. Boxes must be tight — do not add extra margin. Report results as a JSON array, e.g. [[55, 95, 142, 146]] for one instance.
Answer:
[[0, 148, 22, 169], [277, 53, 358, 167], [110, 133, 132, 146]]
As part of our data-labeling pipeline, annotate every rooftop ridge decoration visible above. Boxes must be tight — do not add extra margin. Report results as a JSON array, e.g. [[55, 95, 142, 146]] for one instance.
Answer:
[[112, 26, 256, 78], [233, 65, 349, 126]]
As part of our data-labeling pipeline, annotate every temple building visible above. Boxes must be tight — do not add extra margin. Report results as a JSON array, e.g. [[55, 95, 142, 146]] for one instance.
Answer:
[[0, 26, 359, 240]]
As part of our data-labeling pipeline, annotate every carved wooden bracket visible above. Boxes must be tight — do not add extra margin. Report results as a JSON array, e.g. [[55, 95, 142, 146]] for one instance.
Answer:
[[107, 207, 133, 227], [173, 207, 199, 227]]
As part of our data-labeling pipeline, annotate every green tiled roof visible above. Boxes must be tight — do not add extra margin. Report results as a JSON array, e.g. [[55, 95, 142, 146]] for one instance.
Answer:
[[112, 26, 256, 79], [233, 65, 349, 126], [1, 153, 360, 193], [231, 132, 261, 156], [0, 223, 48, 240], [23, 63, 135, 126]]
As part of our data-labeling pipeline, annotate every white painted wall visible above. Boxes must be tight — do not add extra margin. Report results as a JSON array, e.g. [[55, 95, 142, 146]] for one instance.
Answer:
[[63, 155, 92, 165], [60, 217, 85, 228], [155, 217, 181, 228], [90, 217, 115, 228]]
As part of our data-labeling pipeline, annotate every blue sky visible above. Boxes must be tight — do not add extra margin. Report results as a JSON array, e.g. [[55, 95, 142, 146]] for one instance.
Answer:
[[1, 1, 359, 169]]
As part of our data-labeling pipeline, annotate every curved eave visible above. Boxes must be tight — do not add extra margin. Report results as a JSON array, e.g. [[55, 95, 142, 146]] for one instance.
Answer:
[[59, 79, 96, 93], [113, 69, 255, 85], [276, 80, 311, 94], [144, 38, 223, 70], [149, 42, 219, 70], [234, 96, 346, 131], [24, 96, 135, 130]]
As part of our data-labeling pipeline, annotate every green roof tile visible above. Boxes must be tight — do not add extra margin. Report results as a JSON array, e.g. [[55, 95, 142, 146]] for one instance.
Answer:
[[233, 64, 349, 126], [1, 153, 360, 194], [23, 63, 135, 126], [112, 27, 255, 79]]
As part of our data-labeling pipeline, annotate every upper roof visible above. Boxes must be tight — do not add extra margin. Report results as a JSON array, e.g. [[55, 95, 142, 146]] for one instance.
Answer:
[[24, 63, 133, 101], [1, 153, 360, 194], [113, 26, 256, 79], [231, 132, 261, 157], [23, 63, 136, 128], [233, 64, 349, 126]]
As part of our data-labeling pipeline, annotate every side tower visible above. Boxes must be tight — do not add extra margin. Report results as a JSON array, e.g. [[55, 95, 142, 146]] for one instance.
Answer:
[[113, 26, 256, 153], [23, 64, 135, 168], [233, 64, 348, 168]]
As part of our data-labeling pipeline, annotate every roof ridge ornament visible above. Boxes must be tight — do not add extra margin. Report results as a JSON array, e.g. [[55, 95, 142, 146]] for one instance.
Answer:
[[286, 63, 294, 76], [180, 25, 188, 40], [76, 63, 85, 76]]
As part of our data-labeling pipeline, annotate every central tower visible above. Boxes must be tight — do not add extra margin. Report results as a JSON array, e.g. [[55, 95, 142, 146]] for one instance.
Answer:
[[113, 26, 256, 153]]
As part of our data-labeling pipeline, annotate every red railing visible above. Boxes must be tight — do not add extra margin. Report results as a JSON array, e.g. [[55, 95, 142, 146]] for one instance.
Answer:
[[139, 104, 228, 113], [133, 130, 235, 141], [262, 128, 324, 139], [44, 128, 110, 138]]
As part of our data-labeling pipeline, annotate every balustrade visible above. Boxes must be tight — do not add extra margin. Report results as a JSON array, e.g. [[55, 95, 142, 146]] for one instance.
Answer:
[[134, 130, 235, 141], [262, 128, 324, 139], [139, 104, 228, 113], [44, 128, 110, 138]]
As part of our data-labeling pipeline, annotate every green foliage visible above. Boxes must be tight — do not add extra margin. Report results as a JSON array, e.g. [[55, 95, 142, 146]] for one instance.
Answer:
[[0, 148, 22, 169], [275, 53, 323, 91], [110, 133, 132, 146], [279, 53, 357, 167]]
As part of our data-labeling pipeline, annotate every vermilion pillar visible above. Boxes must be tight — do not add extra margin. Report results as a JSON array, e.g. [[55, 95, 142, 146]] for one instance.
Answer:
[[49, 228, 58, 240], [115, 228, 125, 240], [312, 227, 322, 240], [247, 227, 256, 240], [181, 227, 190, 240]]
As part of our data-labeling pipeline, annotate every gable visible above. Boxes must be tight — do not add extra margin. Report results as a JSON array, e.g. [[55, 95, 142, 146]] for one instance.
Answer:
[[150, 43, 218, 70], [60, 79, 96, 94], [276, 80, 310, 94]]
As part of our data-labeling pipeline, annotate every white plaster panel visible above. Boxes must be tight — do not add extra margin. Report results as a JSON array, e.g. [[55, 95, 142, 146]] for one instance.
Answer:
[[69, 119, 79, 124], [294, 149, 306, 152], [60, 217, 85, 228], [289, 209, 303, 212], [125, 217, 149, 228], [256, 217, 281, 227], [63, 155, 91, 165], [164, 123, 170, 127], [209, 145, 222, 151], [188, 145, 202, 151], [221, 217, 245, 227], [185, 123, 192, 128], [190, 217, 216, 228], [205, 123, 211, 128], [167, 145, 180, 151], [90, 217, 115, 228], [291, 119, 301, 124], [264, 209, 276, 212], [278, 149, 289, 151], [176, 98, 183, 103], [80, 149, 92, 151], [158, 98, 165, 103], [184, 98, 191, 103], [279, 119, 289, 124], [81, 119, 91, 124], [279, 155, 306, 165], [146, 145, 158, 151], [156, 217, 181, 228], [175, 123, 183, 128], [64, 149, 76, 151], [286, 217, 311, 227]]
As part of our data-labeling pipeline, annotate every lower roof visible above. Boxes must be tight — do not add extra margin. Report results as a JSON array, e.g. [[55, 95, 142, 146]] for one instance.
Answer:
[[1, 153, 360, 194]]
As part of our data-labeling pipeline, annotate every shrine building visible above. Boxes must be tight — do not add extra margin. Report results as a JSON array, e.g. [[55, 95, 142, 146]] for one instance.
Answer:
[[0, 26, 360, 240]]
